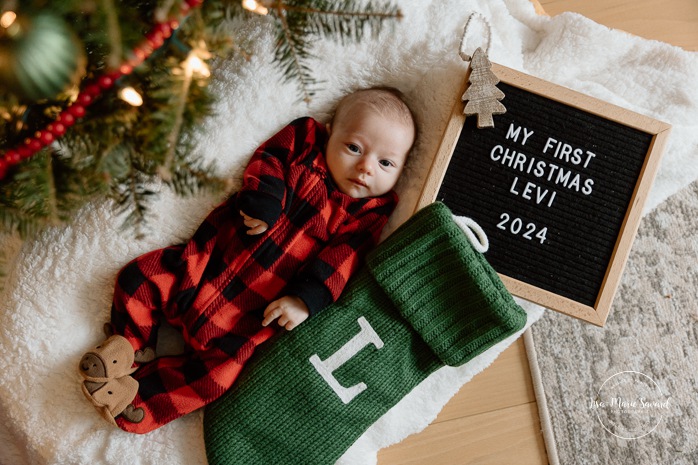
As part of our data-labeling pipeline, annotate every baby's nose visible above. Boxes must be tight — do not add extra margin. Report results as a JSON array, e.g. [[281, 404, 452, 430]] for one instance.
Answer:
[[357, 157, 373, 174]]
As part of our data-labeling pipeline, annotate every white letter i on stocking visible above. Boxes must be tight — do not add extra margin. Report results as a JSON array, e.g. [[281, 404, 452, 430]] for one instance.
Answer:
[[309, 316, 384, 404]]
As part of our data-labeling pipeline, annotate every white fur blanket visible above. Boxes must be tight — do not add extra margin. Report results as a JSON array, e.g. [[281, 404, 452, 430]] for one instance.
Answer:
[[1, 1, 697, 464]]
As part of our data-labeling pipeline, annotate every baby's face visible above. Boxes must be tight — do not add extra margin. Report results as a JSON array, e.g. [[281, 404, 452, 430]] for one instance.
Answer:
[[325, 106, 414, 198]]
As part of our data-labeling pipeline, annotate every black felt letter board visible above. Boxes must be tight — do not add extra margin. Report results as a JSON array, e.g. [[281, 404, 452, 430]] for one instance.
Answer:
[[437, 82, 653, 307]]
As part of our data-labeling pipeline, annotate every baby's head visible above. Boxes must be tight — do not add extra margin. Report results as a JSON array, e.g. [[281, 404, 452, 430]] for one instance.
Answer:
[[325, 87, 416, 198]]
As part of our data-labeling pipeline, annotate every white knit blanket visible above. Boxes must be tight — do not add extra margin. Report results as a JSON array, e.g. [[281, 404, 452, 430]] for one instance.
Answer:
[[1, 1, 697, 464]]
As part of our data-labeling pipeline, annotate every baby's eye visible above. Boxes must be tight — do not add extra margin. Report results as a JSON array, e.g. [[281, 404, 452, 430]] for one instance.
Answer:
[[379, 159, 395, 168], [347, 143, 361, 154]]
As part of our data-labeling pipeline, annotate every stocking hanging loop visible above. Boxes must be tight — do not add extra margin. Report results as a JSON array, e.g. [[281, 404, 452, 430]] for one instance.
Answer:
[[459, 12, 492, 62], [452, 215, 489, 253]]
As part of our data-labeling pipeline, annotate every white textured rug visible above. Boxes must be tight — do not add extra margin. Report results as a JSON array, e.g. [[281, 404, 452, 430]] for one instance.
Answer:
[[1, 1, 698, 464], [528, 180, 698, 464]]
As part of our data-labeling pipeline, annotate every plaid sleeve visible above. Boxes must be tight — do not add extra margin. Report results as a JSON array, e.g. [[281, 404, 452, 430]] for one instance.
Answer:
[[238, 117, 319, 227], [286, 194, 398, 316]]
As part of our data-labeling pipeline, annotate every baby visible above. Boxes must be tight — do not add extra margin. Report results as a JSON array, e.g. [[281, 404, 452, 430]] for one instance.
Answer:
[[78, 87, 417, 433]]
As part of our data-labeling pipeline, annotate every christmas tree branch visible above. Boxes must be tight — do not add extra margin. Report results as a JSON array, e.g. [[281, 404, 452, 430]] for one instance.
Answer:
[[155, 0, 179, 23], [165, 149, 226, 197], [100, 0, 123, 69], [282, 3, 401, 21], [0, 206, 42, 239], [273, 4, 316, 102], [159, 60, 196, 181], [281, 0, 401, 44], [116, 150, 156, 238], [44, 154, 60, 226], [0, 152, 56, 238]]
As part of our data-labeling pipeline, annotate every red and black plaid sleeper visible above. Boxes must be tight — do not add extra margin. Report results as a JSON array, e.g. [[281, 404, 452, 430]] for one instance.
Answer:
[[109, 117, 398, 433]]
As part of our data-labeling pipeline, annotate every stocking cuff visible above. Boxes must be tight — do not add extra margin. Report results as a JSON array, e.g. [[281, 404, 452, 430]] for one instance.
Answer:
[[366, 202, 526, 366]]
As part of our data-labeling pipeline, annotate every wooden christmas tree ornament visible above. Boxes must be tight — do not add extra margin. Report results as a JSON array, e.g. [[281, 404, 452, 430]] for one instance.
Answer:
[[458, 12, 506, 128], [462, 47, 507, 128]]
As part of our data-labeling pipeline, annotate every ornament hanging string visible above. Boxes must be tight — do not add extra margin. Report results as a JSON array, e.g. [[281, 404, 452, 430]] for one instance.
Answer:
[[0, 0, 206, 181], [458, 12, 492, 62]]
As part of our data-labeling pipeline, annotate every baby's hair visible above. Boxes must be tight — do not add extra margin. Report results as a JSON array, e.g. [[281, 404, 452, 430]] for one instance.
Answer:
[[331, 86, 417, 147]]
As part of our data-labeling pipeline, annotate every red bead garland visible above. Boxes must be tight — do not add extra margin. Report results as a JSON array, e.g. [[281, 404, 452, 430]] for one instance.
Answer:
[[0, 3, 199, 181]]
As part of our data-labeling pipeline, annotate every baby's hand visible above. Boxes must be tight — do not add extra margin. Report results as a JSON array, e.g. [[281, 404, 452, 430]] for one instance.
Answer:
[[262, 296, 310, 331], [240, 210, 269, 235]]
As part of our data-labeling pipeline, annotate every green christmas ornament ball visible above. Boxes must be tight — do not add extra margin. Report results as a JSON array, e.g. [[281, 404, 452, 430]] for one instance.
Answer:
[[0, 12, 86, 101]]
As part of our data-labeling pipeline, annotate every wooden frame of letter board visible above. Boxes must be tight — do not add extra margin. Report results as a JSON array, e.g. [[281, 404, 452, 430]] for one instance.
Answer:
[[416, 63, 671, 326]]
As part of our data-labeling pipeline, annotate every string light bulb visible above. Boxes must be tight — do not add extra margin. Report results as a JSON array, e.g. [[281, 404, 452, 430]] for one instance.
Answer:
[[1, 10, 16, 28], [0, 10, 21, 36], [118, 86, 143, 106], [242, 0, 269, 15], [184, 52, 210, 77]]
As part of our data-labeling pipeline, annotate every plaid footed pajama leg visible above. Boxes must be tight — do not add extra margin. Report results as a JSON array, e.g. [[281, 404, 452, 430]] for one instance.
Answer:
[[79, 244, 190, 428], [110, 244, 187, 354], [80, 192, 292, 432], [114, 322, 275, 434], [108, 243, 277, 434]]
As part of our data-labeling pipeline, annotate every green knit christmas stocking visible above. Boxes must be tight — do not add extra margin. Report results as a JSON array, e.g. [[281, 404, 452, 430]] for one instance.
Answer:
[[204, 202, 527, 465]]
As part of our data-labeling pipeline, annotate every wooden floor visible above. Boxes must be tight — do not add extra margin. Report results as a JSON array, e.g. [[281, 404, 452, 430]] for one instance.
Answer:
[[378, 2, 696, 464], [540, 0, 698, 51]]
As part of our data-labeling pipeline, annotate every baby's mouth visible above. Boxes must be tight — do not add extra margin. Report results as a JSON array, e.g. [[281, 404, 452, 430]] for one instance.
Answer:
[[349, 178, 368, 188]]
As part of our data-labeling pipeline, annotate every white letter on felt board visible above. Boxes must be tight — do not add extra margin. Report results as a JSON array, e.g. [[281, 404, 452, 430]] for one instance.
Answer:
[[522, 127, 535, 145], [506, 123, 522, 142], [309, 316, 384, 404]]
